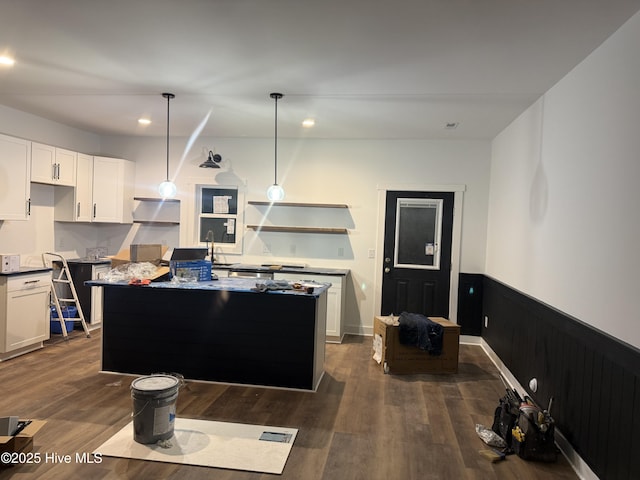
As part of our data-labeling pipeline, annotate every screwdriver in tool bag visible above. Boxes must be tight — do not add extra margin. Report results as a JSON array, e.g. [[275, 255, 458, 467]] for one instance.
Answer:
[[512, 426, 525, 443], [479, 448, 506, 463]]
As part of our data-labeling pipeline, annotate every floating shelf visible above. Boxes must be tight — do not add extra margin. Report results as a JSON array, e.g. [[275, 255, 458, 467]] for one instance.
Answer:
[[133, 197, 181, 225], [246, 225, 348, 234], [248, 201, 348, 208], [134, 197, 180, 203], [133, 220, 180, 226]]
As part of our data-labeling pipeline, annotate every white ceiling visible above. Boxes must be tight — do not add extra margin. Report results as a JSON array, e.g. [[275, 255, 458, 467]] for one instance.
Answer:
[[1, 0, 639, 140]]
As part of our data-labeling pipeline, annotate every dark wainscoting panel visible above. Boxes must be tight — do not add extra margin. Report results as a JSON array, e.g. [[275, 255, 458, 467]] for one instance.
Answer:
[[457, 273, 484, 336], [482, 276, 640, 480]]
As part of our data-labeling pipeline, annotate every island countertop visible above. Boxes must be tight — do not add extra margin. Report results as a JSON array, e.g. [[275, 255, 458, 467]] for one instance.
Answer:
[[214, 263, 350, 277], [86, 277, 330, 297]]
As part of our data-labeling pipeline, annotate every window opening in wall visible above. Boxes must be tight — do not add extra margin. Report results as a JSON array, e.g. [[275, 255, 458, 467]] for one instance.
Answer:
[[195, 184, 244, 255]]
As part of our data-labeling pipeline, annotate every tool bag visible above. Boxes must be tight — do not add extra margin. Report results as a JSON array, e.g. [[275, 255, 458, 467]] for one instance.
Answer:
[[511, 402, 558, 462], [492, 389, 521, 448], [491, 389, 558, 462]]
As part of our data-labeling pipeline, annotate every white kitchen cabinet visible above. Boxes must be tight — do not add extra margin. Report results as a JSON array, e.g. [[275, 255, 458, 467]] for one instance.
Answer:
[[55, 155, 134, 223], [54, 152, 93, 222], [92, 156, 134, 223], [0, 134, 31, 220], [31, 142, 76, 186], [273, 272, 346, 343], [74, 152, 94, 222], [0, 271, 51, 360]]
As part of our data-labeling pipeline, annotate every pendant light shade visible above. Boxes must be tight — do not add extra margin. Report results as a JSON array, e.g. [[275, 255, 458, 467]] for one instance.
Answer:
[[267, 92, 285, 202], [158, 92, 177, 199]]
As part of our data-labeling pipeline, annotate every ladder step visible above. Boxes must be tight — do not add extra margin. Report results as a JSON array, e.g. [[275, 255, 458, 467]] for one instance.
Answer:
[[43, 252, 91, 339]]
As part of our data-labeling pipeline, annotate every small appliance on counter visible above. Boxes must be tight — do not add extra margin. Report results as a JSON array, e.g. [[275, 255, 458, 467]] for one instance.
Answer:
[[0, 254, 20, 273]]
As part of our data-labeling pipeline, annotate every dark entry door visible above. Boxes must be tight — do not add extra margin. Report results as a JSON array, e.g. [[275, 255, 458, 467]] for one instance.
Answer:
[[381, 191, 454, 317]]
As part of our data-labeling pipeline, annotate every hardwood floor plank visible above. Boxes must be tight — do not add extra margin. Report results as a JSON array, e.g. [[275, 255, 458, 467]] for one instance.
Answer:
[[0, 332, 579, 479]]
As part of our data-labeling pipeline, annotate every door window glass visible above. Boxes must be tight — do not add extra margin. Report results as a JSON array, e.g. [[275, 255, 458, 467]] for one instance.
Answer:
[[394, 198, 443, 269]]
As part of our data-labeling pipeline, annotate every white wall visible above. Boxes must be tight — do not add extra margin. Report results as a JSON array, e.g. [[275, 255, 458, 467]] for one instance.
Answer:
[[487, 12, 640, 348], [0, 95, 491, 337], [101, 135, 491, 334], [0, 104, 101, 153]]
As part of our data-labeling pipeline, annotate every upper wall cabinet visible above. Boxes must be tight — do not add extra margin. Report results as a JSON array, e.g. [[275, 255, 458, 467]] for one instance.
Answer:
[[55, 155, 134, 224], [54, 152, 93, 222], [92, 156, 134, 223], [0, 134, 31, 220], [31, 142, 76, 186]]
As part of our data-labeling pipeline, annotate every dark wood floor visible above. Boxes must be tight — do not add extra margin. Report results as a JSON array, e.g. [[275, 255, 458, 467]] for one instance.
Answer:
[[0, 330, 578, 479]]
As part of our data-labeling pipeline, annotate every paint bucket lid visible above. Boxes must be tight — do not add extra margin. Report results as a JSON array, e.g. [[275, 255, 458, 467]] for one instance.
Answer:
[[131, 374, 179, 393]]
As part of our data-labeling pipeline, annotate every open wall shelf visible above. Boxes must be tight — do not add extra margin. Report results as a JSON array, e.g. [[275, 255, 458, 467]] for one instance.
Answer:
[[132, 197, 181, 225], [246, 200, 350, 234], [246, 225, 348, 234], [247, 201, 348, 209]]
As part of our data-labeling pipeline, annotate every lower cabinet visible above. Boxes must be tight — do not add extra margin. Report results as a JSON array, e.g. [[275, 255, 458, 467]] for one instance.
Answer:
[[0, 271, 51, 358], [274, 272, 346, 343]]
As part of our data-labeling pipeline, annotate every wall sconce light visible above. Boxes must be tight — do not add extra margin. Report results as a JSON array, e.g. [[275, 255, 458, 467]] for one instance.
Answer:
[[200, 150, 222, 168]]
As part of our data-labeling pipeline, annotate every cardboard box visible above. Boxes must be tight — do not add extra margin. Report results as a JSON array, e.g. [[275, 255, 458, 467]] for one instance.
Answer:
[[0, 419, 46, 466], [0, 254, 20, 273], [130, 244, 163, 262], [108, 245, 169, 280], [373, 316, 460, 374]]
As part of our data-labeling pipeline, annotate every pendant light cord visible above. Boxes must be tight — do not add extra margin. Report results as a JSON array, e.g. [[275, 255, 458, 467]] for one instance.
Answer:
[[270, 93, 283, 185], [166, 94, 170, 181], [274, 94, 278, 185], [162, 92, 175, 182]]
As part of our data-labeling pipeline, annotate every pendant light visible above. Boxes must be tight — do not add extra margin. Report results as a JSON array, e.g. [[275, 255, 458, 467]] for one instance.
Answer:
[[158, 92, 177, 199], [267, 92, 285, 202]]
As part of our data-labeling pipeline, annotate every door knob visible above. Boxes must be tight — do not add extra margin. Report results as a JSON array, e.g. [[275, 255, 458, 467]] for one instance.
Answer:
[[384, 267, 391, 273]]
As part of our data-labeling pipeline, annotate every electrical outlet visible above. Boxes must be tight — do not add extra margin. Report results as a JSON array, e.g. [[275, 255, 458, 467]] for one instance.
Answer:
[[263, 243, 271, 254], [368, 249, 375, 258], [484, 315, 489, 328], [290, 244, 296, 255], [338, 247, 344, 257]]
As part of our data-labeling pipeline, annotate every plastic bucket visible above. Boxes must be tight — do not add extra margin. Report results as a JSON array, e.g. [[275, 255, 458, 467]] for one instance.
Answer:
[[130, 374, 180, 444]]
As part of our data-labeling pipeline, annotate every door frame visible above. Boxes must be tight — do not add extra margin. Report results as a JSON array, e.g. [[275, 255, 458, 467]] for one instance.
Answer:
[[374, 184, 466, 324]]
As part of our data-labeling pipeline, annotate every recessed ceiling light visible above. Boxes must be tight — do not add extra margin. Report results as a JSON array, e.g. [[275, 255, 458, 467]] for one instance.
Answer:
[[302, 118, 315, 128], [0, 56, 15, 66], [444, 122, 459, 129], [138, 118, 152, 125]]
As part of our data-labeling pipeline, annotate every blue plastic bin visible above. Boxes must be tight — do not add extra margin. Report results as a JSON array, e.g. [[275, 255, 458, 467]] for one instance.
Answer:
[[50, 306, 77, 334]]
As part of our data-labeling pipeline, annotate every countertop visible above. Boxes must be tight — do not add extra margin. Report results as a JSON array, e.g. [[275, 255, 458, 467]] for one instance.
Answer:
[[214, 263, 350, 276], [86, 276, 331, 297], [65, 259, 348, 276], [66, 257, 112, 265], [0, 266, 52, 276]]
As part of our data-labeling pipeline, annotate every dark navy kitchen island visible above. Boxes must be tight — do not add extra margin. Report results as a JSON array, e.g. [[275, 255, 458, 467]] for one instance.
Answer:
[[89, 278, 328, 391]]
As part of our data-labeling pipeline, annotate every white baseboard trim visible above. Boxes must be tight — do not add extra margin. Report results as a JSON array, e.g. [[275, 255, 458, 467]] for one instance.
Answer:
[[479, 339, 599, 480]]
